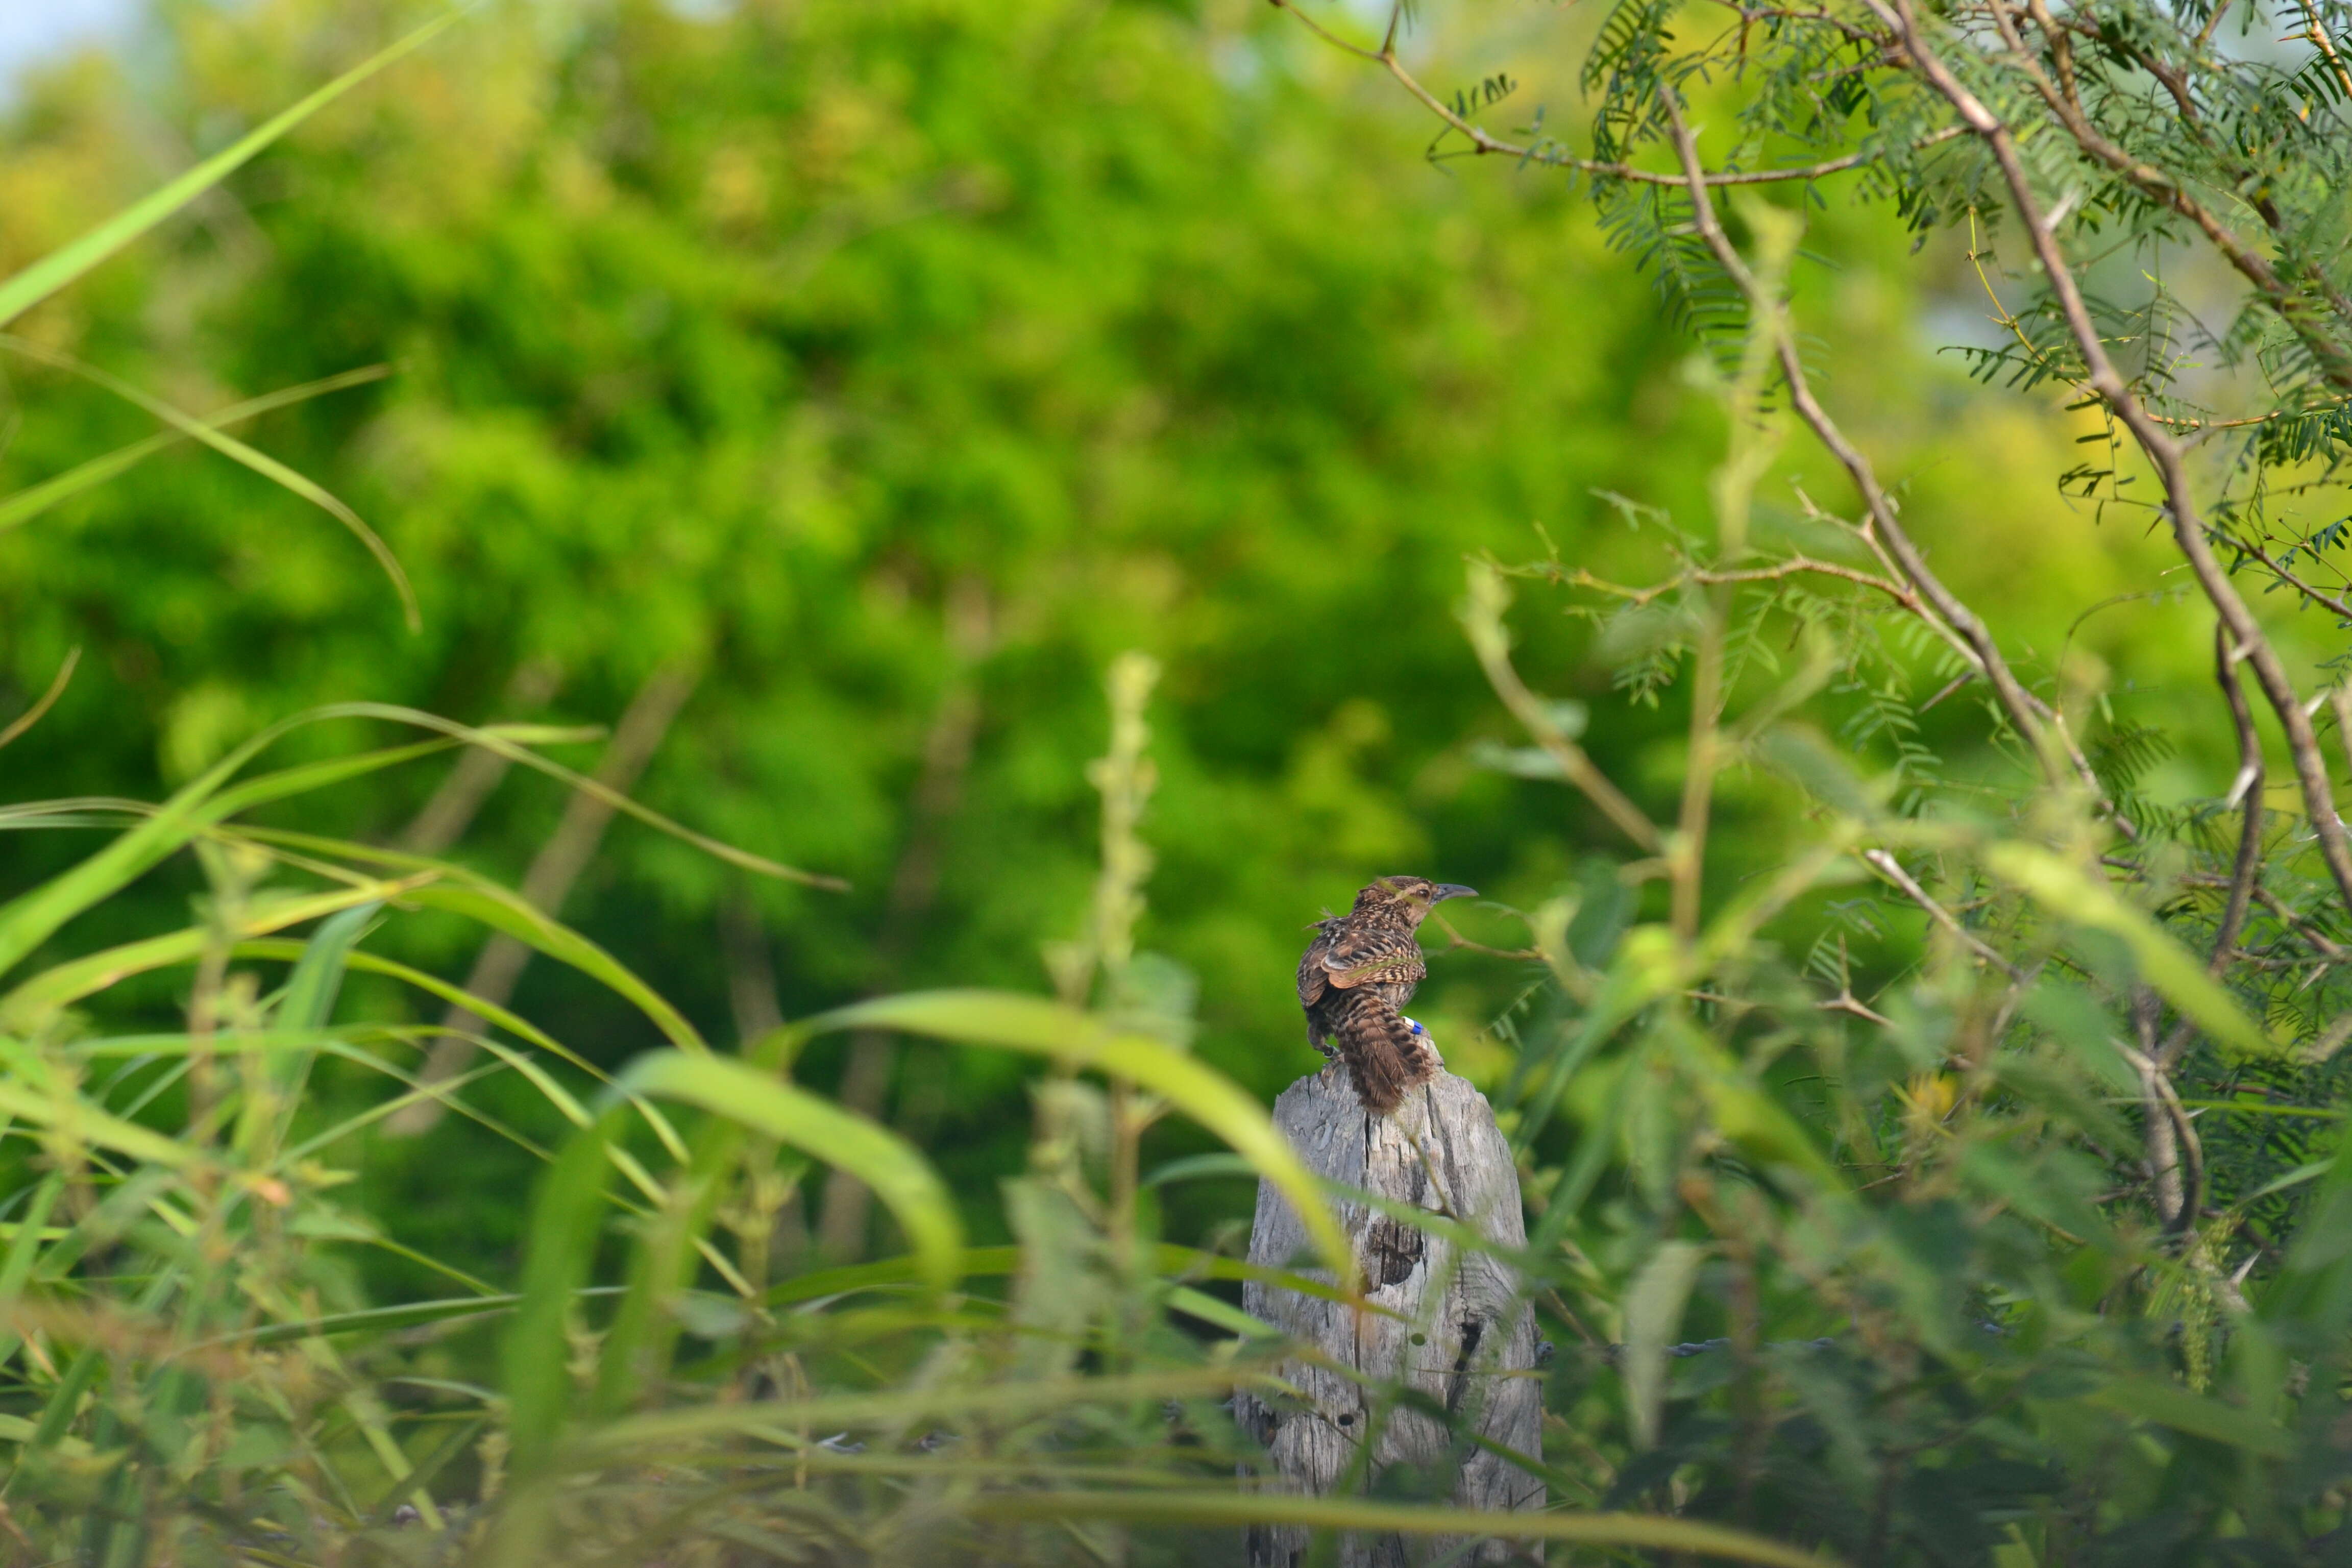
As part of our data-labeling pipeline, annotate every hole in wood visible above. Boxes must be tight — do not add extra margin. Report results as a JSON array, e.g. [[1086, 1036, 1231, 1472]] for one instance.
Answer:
[[1447, 1316, 1485, 1413], [1363, 1214, 1424, 1286]]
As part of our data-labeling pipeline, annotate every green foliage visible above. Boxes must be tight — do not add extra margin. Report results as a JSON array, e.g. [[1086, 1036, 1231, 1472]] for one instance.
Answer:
[[4, 0, 2352, 1562]]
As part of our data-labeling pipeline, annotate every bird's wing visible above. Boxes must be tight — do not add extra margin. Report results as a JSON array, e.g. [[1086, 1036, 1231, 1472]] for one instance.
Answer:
[[1296, 923, 1338, 1008], [1319, 927, 1426, 991]]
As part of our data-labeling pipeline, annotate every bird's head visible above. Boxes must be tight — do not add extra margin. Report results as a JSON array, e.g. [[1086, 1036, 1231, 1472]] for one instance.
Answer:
[[1353, 875, 1479, 923]]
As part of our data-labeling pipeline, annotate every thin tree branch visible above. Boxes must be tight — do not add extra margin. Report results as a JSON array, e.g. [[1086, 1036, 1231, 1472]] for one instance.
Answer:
[[2126, 993, 2204, 1234], [817, 578, 993, 1260], [388, 662, 701, 1136], [1999, 0, 2352, 390], [2221, 533, 2352, 625], [2211, 625, 2265, 973], [1656, 92, 2086, 801], [2158, 623, 2266, 1068], [1464, 565, 1664, 854], [1863, 848, 2022, 977]]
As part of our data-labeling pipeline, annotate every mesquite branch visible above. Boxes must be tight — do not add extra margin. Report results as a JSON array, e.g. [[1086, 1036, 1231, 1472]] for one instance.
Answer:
[[1858, 0, 2352, 912], [1654, 94, 2109, 811]]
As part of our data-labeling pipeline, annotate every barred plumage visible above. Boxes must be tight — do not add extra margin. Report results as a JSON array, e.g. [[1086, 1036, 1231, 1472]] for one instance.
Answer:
[[1295, 875, 1476, 1114]]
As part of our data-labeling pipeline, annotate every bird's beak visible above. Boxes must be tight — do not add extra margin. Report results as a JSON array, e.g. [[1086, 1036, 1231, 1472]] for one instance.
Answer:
[[1433, 884, 1479, 902]]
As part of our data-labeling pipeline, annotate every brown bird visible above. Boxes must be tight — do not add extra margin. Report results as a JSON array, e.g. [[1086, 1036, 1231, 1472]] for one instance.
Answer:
[[1296, 876, 1477, 1114]]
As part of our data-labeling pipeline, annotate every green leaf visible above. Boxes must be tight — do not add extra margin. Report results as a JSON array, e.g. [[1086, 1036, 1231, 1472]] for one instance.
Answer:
[[276, 902, 378, 1032], [807, 990, 1356, 1289], [502, 1103, 628, 1476], [1987, 843, 2277, 1057], [1623, 1239, 1704, 1449], [2260, 1130, 2352, 1338], [2088, 1377, 2292, 1458]]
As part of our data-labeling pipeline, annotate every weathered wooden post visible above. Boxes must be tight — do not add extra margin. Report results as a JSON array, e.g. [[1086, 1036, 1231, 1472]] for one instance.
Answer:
[[1235, 1062, 1545, 1567]]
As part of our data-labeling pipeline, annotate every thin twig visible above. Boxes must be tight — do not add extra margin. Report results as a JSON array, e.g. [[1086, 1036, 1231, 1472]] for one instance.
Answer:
[[2221, 532, 2352, 624], [1534, 556, 1919, 609], [2209, 624, 2265, 970], [1269, 0, 1965, 186], [1863, 848, 2022, 977], [1465, 565, 1664, 853], [2158, 629, 2266, 1068], [1820, 991, 1896, 1028], [2121, 1000, 2204, 1235], [2254, 887, 2349, 961], [1656, 92, 2085, 802]]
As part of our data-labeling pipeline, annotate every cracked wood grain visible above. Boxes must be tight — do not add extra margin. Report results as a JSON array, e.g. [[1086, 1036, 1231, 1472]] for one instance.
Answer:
[[1235, 1067, 1543, 1567]]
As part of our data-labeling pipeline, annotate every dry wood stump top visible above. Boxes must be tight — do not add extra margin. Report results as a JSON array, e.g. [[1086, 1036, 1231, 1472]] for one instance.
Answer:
[[1235, 1063, 1544, 1568]]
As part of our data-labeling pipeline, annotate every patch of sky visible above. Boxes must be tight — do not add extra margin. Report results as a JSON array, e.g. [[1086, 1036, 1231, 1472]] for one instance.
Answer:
[[0, 0, 142, 101]]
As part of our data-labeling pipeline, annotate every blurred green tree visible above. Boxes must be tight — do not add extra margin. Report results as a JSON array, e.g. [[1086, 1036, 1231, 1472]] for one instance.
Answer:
[[0, 0, 2184, 1277]]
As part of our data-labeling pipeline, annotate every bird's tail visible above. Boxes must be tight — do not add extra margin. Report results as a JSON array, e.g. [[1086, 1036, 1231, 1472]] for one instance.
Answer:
[[1330, 989, 1441, 1114]]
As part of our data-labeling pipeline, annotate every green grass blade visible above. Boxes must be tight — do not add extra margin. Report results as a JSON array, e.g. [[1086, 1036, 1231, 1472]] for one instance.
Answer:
[[0, 709, 400, 979], [1165, 1284, 1278, 1339], [0, 1073, 196, 1169], [1, 331, 421, 630], [276, 902, 378, 1032], [0, 1172, 66, 1371], [403, 884, 707, 1052], [220, 704, 840, 889], [0, 884, 419, 1027], [0, 364, 389, 534], [237, 938, 607, 1083], [758, 1242, 1378, 1316], [613, 1052, 962, 1296], [962, 1491, 1845, 1567], [564, 1366, 1279, 1459], [502, 1104, 629, 1476], [0, 699, 820, 986], [807, 990, 1356, 1290], [220, 1289, 628, 1349], [589, 1120, 738, 1419], [0, 10, 466, 328], [305, 703, 846, 888]]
